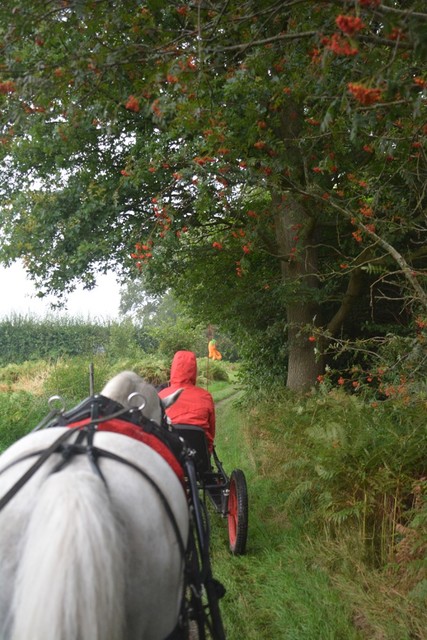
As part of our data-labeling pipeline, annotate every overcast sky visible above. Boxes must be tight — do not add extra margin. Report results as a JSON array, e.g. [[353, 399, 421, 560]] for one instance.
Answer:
[[0, 262, 121, 320]]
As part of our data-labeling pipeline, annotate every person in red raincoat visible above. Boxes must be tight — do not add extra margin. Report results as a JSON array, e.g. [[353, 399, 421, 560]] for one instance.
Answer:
[[158, 350, 216, 453]]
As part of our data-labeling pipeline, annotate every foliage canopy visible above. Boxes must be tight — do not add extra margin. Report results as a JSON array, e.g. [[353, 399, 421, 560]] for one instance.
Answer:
[[0, 1, 426, 388]]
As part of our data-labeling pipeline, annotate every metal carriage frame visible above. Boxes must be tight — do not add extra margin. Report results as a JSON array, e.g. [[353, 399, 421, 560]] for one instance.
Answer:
[[173, 425, 249, 557], [176, 424, 249, 640]]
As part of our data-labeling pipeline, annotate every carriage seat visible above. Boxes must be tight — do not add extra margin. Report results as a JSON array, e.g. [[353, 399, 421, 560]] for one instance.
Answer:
[[172, 425, 212, 477]]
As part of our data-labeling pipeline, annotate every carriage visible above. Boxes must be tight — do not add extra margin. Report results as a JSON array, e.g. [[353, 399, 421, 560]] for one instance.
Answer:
[[0, 373, 248, 640], [173, 424, 248, 557]]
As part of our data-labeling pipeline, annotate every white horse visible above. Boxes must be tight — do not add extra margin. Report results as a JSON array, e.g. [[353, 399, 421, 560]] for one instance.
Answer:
[[0, 372, 189, 640]]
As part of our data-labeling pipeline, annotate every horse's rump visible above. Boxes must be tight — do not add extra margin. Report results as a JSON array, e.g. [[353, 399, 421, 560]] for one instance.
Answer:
[[0, 428, 189, 640]]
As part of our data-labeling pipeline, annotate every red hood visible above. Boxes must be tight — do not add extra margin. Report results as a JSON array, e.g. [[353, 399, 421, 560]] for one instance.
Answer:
[[169, 350, 197, 386]]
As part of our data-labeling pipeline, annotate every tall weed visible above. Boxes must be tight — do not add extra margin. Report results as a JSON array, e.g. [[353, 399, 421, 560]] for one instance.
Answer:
[[237, 388, 426, 637], [246, 390, 425, 562], [213, 395, 361, 639]]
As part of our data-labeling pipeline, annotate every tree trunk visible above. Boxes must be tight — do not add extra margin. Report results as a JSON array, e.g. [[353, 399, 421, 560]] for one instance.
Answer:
[[271, 98, 323, 391], [273, 192, 323, 391]]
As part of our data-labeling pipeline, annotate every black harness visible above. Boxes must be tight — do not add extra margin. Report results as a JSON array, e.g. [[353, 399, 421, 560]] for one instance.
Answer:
[[0, 394, 225, 640]]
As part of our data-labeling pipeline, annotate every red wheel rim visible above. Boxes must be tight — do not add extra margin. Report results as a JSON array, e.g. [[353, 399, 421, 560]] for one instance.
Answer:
[[228, 478, 238, 548]]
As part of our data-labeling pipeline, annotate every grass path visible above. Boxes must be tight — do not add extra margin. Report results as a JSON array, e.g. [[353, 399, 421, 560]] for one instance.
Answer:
[[209, 394, 361, 640]]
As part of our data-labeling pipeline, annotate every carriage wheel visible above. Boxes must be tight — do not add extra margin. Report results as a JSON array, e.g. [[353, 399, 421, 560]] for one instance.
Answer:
[[227, 469, 248, 555]]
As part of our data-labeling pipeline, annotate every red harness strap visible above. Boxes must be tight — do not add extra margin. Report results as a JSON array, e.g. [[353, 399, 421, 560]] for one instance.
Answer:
[[67, 418, 185, 484]]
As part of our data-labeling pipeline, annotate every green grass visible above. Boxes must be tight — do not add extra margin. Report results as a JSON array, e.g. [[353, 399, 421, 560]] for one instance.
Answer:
[[209, 396, 360, 639], [206, 380, 240, 404], [209, 394, 427, 640]]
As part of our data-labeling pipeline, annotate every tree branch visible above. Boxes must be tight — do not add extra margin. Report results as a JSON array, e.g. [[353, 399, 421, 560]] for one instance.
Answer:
[[212, 30, 318, 52], [326, 266, 365, 336], [333, 0, 427, 20], [306, 190, 427, 311]]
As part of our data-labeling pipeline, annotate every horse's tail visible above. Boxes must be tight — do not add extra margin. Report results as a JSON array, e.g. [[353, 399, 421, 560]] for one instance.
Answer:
[[11, 470, 126, 640]]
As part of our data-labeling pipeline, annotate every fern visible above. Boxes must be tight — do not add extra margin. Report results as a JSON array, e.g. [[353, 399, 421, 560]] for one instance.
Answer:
[[315, 465, 336, 480], [284, 480, 314, 508], [328, 503, 365, 526], [361, 263, 388, 275]]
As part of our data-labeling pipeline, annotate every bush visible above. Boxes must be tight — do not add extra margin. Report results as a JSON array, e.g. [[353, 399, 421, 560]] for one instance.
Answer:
[[244, 389, 427, 567], [0, 315, 155, 366], [105, 319, 146, 361], [43, 356, 115, 403], [0, 315, 110, 364], [108, 356, 170, 386], [0, 391, 47, 450], [198, 358, 229, 384]]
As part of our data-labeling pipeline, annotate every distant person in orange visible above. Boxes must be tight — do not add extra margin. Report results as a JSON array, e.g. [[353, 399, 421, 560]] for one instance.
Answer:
[[158, 350, 216, 452], [208, 339, 222, 361]]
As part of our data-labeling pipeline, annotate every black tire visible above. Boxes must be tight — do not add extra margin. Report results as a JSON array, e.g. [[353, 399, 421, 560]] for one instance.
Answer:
[[227, 469, 248, 555]]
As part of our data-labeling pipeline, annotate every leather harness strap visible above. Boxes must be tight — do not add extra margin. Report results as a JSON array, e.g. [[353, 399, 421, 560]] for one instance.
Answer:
[[0, 426, 81, 511]]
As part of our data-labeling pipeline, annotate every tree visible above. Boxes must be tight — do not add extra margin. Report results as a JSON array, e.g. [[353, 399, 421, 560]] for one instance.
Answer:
[[0, 1, 426, 390], [120, 286, 208, 359]]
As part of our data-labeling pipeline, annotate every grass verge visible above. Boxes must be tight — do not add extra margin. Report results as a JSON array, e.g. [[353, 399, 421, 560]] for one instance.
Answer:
[[209, 393, 426, 640]]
